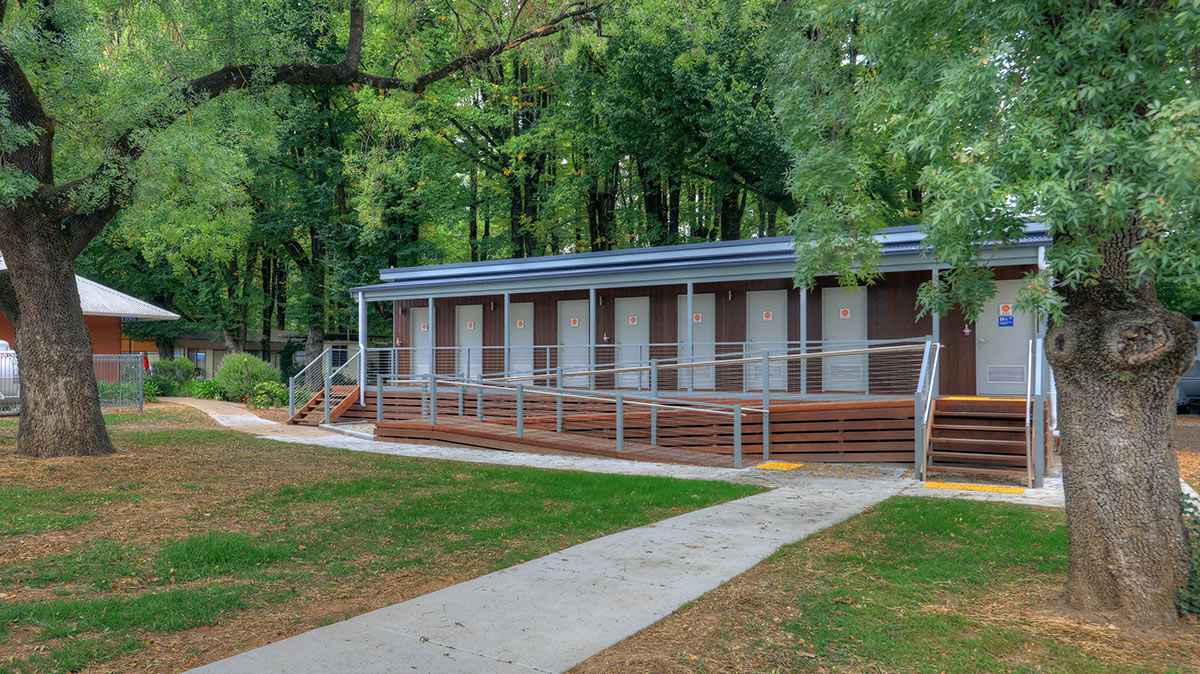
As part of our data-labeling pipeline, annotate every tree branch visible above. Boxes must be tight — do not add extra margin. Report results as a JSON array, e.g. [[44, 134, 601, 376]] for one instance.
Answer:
[[48, 0, 604, 257]]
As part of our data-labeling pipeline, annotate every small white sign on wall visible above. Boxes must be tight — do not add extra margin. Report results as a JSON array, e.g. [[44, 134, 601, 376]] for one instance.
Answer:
[[570, 317, 580, 328], [693, 313, 703, 323], [629, 315, 638, 326], [839, 307, 851, 320], [516, 319, 525, 329], [466, 321, 476, 330], [420, 322, 429, 332], [999, 303, 1013, 316], [762, 310, 774, 322]]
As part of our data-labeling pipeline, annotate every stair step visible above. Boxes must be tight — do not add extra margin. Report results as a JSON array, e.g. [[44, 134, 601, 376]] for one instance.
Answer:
[[931, 424, 1024, 432], [929, 450, 1027, 460], [926, 464, 1028, 477], [935, 411, 1025, 420], [930, 436, 1026, 446]]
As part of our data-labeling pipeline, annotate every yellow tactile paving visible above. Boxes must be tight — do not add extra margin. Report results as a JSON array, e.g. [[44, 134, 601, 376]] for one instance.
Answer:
[[756, 461, 806, 471], [924, 481, 1025, 494]]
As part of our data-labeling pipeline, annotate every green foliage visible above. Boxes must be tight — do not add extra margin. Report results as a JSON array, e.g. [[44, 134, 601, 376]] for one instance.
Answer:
[[773, 0, 1200, 320], [140, 380, 161, 404], [1180, 494, 1200, 616], [96, 379, 143, 404], [148, 358, 195, 396], [156, 532, 290, 582], [252, 381, 287, 409], [215, 354, 278, 403], [0, 92, 42, 206], [1160, 280, 1200, 319], [192, 380, 226, 400]]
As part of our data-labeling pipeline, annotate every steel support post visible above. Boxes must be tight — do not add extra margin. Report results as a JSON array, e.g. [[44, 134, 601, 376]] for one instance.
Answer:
[[376, 374, 384, 425], [650, 360, 659, 445], [324, 374, 331, 425], [516, 384, 525, 438], [428, 373, 438, 426], [733, 405, 743, 469], [761, 350, 770, 461], [615, 393, 624, 452]]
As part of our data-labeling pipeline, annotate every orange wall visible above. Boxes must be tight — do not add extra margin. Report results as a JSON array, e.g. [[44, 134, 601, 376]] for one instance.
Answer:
[[0, 314, 123, 354]]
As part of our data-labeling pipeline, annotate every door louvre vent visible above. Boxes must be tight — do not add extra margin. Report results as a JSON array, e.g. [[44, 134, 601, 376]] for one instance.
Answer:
[[830, 364, 864, 381], [987, 365, 1026, 384]]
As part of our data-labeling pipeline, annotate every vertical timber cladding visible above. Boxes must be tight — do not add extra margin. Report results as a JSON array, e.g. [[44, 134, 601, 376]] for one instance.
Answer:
[[594, 285, 683, 390], [937, 265, 1036, 396], [866, 270, 933, 393]]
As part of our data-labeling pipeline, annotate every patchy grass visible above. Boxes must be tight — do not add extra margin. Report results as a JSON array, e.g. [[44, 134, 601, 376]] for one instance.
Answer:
[[0, 404, 762, 674], [571, 497, 1200, 674]]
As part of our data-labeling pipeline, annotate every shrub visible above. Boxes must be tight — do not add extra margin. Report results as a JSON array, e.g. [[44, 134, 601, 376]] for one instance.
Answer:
[[193, 380, 225, 400], [141, 380, 161, 403], [215, 354, 278, 403], [96, 380, 137, 402], [251, 381, 286, 409], [148, 357, 195, 396], [175, 380, 198, 398]]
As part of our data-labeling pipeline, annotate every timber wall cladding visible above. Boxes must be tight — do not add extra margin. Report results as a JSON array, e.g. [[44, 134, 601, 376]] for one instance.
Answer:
[[0, 315, 121, 354]]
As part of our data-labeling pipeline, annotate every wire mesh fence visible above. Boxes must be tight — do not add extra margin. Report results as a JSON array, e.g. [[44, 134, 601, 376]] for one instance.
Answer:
[[0, 352, 146, 415]]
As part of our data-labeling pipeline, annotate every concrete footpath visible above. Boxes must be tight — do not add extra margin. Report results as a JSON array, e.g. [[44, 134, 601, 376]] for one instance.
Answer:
[[164, 397, 1069, 673], [188, 482, 900, 674]]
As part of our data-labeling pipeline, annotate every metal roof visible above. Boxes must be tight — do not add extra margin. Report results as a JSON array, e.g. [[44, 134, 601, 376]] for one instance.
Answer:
[[353, 223, 1052, 302], [0, 253, 180, 321]]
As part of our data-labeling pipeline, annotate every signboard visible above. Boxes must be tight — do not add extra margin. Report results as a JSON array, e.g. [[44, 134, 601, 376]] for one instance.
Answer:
[[839, 308, 851, 320], [570, 317, 580, 328], [466, 321, 475, 330], [420, 322, 429, 332], [693, 313, 702, 323], [998, 315, 1014, 327], [762, 311, 773, 322], [121, 317, 139, 322], [999, 303, 1013, 316], [628, 315, 638, 326], [516, 319, 525, 329]]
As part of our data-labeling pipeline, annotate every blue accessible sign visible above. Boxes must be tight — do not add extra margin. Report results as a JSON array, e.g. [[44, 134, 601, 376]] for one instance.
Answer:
[[998, 315, 1014, 327]]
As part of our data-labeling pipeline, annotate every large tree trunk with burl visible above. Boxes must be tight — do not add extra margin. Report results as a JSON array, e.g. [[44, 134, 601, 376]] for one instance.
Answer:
[[0, 209, 114, 458], [1045, 240, 1196, 624]]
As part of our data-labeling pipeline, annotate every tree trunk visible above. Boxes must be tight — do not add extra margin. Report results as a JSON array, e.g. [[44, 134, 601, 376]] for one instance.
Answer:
[[305, 325, 325, 365], [637, 159, 667, 245], [156, 340, 174, 361], [666, 175, 681, 242], [0, 208, 114, 457], [1044, 230, 1197, 624]]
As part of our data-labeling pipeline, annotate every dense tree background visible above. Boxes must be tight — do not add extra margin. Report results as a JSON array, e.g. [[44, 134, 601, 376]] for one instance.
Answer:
[[74, 0, 787, 356]]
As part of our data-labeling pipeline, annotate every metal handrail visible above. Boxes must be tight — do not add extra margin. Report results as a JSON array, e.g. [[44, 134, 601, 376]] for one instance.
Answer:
[[432, 376, 743, 417], [491, 343, 925, 382], [919, 344, 942, 481], [1024, 339, 1035, 488]]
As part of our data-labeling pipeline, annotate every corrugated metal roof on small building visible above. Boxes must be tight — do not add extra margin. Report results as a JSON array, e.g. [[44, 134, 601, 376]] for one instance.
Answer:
[[0, 252, 179, 321], [353, 223, 1052, 301]]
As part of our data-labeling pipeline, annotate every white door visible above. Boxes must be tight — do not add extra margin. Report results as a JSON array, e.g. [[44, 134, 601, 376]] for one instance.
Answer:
[[508, 302, 534, 376], [821, 286, 868, 392], [746, 290, 787, 390], [614, 296, 650, 388], [455, 304, 483, 379], [410, 307, 431, 375], [677, 293, 716, 390], [558, 299, 590, 387], [976, 279, 1035, 395]]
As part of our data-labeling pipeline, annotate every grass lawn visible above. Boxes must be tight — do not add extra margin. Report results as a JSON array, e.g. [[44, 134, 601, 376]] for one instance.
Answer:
[[572, 496, 1200, 674], [0, 404, 762, 674]]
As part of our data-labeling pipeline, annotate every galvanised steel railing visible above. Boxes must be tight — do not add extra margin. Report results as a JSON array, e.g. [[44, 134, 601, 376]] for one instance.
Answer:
[[363, 337, 932, 397], [289, 348, 332, 419], [408, 373, 751, 468]]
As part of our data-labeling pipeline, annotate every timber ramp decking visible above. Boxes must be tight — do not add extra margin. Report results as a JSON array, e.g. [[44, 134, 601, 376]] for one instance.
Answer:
[[294, 388, 919, 467]]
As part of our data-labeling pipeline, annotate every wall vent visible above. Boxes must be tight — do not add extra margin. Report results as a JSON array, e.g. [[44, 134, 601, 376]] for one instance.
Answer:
[[987, 365, 1026, 384]]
